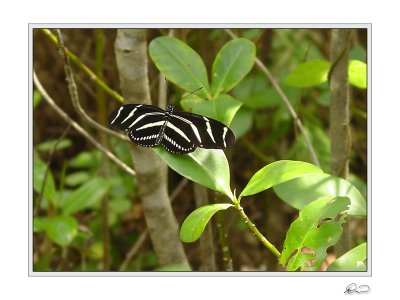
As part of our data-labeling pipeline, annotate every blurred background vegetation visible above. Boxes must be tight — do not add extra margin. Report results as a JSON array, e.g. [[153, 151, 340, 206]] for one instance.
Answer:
[[33, 28, 367, 271]]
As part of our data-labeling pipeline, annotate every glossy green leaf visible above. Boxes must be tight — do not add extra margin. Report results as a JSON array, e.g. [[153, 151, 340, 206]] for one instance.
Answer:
[[33, 158, 57, 206], [348, 60, 367, 89], [285, 59, 331, 87], [61, 177, 109, 215], [149, 36, 211, 98], [65, 171, 90, 187], [36, 139, 72, 152], [240, 160, 323, 198], [279, 196, 350, 271], [211, 38, 256, 96], [327, 243, 367, 271], [153, 148, 233, 199], [180, 94, 205, 111], [45, 215, 78, 247], [273, 173, 366, 216], [191, 95, 242, 126], [229, 106, 253, 138], [180, 203, 233, 242]]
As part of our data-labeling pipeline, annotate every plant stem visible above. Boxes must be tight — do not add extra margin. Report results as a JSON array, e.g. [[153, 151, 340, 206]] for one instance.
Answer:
[[41, 29, 124, 104], [234, 202, 281, 259]]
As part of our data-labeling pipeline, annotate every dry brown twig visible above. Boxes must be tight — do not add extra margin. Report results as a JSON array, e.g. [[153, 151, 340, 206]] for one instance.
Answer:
[[33, 71, 136, 177]]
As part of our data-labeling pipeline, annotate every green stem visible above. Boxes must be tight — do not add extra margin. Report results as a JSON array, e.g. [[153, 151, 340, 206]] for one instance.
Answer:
[[41, 29, 124, 103], [234, 202, 281, 259]]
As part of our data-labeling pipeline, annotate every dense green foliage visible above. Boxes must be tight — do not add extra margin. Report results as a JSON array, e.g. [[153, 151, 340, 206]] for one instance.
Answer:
[[33, 28, 367, 272]]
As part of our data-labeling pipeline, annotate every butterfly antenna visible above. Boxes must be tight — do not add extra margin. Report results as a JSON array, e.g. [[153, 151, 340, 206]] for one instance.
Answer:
[[182, 87, 203, 100]]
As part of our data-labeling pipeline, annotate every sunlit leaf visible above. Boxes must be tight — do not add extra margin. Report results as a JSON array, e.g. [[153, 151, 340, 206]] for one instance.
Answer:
[[327, 243, 367, 271], [348, 60, 367, 89], [285, 59, 331, 87], [180, 203, 233, 242], [240, 160, 323, 198], [279, 196, 350, 271], [273, 173, 366, 216], [154, 148, 233, 199]]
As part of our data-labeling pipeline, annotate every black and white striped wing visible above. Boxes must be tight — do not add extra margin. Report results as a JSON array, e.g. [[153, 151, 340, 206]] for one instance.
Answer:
[[161, 121, 197, 154], [171, 112, 236, 150], [109, 104, 164, 147]]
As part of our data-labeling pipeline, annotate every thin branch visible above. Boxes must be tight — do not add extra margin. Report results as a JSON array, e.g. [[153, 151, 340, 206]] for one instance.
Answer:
[[34, 71, 136, 177], [224, 29, 320, 167], [53, 29, 129, 143], [41, 29, 124, 104], [34, 124, 71, 216]]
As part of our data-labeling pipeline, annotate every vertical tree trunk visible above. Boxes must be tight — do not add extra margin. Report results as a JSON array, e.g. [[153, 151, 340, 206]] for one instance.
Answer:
[[330, 29, 352, 178], [114, 29, 189, 268], [329, 29, 352, 256]]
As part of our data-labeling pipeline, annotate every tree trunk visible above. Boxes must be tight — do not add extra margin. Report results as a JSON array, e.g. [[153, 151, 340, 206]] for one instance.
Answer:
[[114, 29, 189, 268], [329, 29, 352, 256]]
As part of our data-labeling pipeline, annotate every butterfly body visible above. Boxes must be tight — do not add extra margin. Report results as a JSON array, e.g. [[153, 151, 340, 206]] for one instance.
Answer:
[[109, 104, 235, 154]]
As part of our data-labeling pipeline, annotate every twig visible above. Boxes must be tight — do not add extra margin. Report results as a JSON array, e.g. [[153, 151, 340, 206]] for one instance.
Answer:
[[34, 124, 71, 216], [41, 29, 124, 104], [53, 29, 129, 143], [234, 203, 281, 259], [224, 29, 320, 167], [34, 71, 136, 177]]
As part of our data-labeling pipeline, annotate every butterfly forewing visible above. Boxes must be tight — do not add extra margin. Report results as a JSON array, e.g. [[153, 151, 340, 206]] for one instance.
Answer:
[[172, 112, 235, 149], [109, 104, 236, 154], [109, 104, 164, 132]]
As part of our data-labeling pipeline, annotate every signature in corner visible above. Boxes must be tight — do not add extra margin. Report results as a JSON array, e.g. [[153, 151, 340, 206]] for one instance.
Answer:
[[344, 283, 370, 294]]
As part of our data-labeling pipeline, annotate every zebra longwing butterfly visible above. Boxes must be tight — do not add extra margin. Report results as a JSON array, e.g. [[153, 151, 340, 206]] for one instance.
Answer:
[[109, 104, 235, 154]]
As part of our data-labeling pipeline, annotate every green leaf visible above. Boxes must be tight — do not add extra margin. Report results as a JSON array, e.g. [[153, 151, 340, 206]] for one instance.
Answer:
[[180, 203, 233, 242], [180, 94, 205, 111], [109, 198, 132, 214], [36, 139, 72, 152], [61, 177, 109, 215], [327, 243, 367, 271], [285, 59, 331, 88], [149, 36, 211, 98], [191, 95, 242, 126], [33, 90, 42, 109], [240, 160, 323, 198], [33, 158, 57, 206], [211, 38, 256, 97], [33, 217, 48, 232], [45, 215, 78, 247], [153, 148, 233, 199], [348, 60, 367, 89], [229, 106, 253, 138], [279, 196, 350, 271], [69, 150, 101, 168], [64, 171, 90, 187], [273, 173, 366, 216]]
